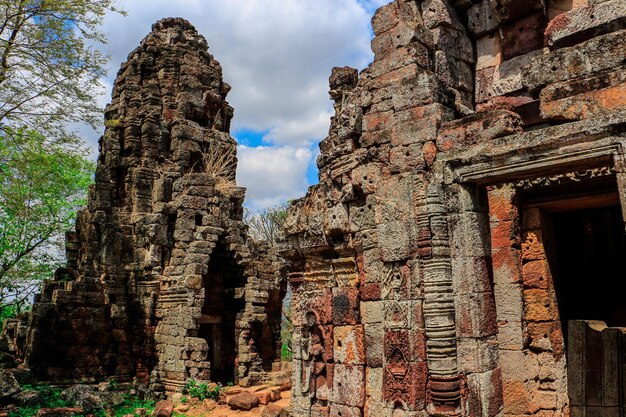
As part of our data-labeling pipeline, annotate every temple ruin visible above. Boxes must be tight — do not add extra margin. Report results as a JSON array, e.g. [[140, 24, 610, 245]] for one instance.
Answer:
[[2, 18, 288, 392], [1, 0, 626, 416], [281, 0, 626, 416]]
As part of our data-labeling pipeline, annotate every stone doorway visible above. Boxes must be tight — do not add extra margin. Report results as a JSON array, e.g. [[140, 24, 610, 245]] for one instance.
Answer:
[[199, 239, 246, 384], [551, 204, 626, 332], [517, 177, 626, 415], [519, 176, 626, 336]]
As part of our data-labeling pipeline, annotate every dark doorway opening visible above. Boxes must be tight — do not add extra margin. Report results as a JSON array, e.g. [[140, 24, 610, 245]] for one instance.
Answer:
[[552, 204, 626, 334], [520, 174, 626, 342], [199, 238, 246, 384]]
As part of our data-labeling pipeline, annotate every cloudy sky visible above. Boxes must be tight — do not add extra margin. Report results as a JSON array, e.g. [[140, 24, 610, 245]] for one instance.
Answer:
[[81, 0, 390, 210], [85, 0, 392, 211]]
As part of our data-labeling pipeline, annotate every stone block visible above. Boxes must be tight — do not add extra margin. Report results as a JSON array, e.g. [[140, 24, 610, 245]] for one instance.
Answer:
[[468, 0, 500, 37], [360, 282, 382, 301], [382, 361, 428, 410], [372, 21, 421, 56], [493, 0, 545, 23], [490, 220, 519, 251], [324, 203, 350, 235], [389, 144, 426, 173], [540, 72, 626, 121], [527, 321, 564, 355], [466, 368, 503, 417], [390, 71, 445, 111], [368, 43, 431, 78], [500, 11, 547, 60], [291, 289, 333, 326], [476, 33, 502, 70], [438, 110, 523, 152], [524, 288, 559, 322], [364, 323, 384, 368], [363, 110, 394, 133], [329, 404, 362, 417], [383, 300, 415, 329], [372, 1, 399, 36], [435, 51, 474, 92], [422, 0, 465, 29], [493, 281, 523, 322], [334, 325, 365, 365], [522, 260, 550, 289], [448, 212, 491, 257], [521, 229, 547, 261], [350, 201, 375, 233], [331, 364, 366, 407], [390, 115, 441, 147], [361, 301, 383, 324], [377, 222, 411, 262], [545, 0, 626, 49], [456, 292, 498, 338], [493, 50, 543, 96], [457, 337, 499, 374], [475, 66, 495, 103], [548, 0, 590, 20], [432, 26, 475, 63], [452, 256, 493, 294], [523, 30, 626, 91], [332, 287, 360, 325]]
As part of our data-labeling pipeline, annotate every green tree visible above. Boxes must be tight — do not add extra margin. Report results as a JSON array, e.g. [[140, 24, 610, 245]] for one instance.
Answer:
[[244, 203, 289, 245], [0, 0, 124, 141], [0, 128, 94, 312]]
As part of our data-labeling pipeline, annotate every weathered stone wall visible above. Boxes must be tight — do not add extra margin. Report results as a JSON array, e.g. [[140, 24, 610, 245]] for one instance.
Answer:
[[14, 18, 287, 393], [283, 0, 626, 416]]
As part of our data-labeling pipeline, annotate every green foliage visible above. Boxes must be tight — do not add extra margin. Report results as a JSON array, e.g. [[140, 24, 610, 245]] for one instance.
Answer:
[[8, 386, 155, 417], [244, 203, 289, 244], [8, 385, 72, 417], [0, 128, 95, 311], [281, 291, 293, 362], [281, 339, 293, 362], [0, 0, 125, 141], [108, 394, 155, 417], [0, 303, 17, 323], [182, 379, 223, 401]]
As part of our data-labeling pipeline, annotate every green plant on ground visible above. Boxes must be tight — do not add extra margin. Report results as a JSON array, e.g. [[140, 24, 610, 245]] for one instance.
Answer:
[[7, 385, 155, 417], [182, 378, 223, 401], [109, 394, 155, 417], [8, 385, 72, 417], [0, 304, 18, 331]]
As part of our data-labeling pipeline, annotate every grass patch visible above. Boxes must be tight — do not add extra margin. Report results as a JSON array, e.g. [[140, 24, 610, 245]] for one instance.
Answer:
[[7, 385, 155, 417], [182, 379, 223, 401]]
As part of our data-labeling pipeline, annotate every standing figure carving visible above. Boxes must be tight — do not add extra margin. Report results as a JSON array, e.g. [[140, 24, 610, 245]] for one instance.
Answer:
[[301, 311, 329, 412]]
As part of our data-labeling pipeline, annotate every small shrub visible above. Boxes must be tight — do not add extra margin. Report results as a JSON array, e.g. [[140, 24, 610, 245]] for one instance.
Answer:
[[0, 305, 18, 331], [8, 385, 71, 417], [182, 379, 222, 401], [109, 393, 155, 417]]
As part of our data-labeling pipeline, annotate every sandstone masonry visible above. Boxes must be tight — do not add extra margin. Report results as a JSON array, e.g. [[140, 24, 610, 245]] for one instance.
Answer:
[[282, 1, 626, 416], [4, 18, 287, 392]]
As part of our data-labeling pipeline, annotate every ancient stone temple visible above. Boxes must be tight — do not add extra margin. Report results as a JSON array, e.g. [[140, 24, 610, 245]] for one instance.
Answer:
[[9, 18, 287, 392], [282, 0, 626, 416]]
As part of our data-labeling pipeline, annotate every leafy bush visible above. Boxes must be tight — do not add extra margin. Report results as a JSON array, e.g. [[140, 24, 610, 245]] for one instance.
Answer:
[[182, 379, 222, 401], [8, 385, 71, 417], [8, 385, 155, 417], [0, 304, 18, 331], [108, 394, 155, 417]]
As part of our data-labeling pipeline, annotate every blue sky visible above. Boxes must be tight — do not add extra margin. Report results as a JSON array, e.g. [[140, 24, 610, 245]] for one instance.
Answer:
[[87, 0, 392, 211]]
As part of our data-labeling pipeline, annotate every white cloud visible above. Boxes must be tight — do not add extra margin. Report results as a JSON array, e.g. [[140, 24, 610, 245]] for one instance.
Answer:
[[237, 145, 312, 210], [83, 0, 394, 209], [99, 0, 377, 146]]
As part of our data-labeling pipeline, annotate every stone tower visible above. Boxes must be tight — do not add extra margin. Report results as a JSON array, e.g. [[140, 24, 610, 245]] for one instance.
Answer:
[[20, 18, 287, 392], [283, 0, 626, 416]]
